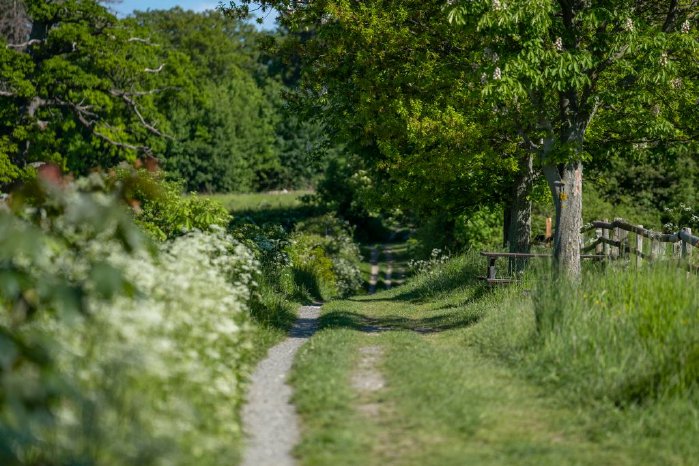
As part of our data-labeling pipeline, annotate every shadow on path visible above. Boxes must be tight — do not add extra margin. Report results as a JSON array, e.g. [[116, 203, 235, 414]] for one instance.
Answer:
[[320, 309, 482, 335]]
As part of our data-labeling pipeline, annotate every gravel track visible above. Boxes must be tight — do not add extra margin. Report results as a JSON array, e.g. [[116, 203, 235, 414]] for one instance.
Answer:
[[241, 305, 321, 466]]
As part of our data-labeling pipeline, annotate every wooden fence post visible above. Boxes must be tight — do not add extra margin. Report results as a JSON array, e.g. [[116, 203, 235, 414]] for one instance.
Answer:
[[636, 225, 643, 268], [681, 228, 692, 260], [650, 236, 661, 261], [602, 218, 610, 257], [545, 217, 552, 247], [674, 240, 681, 259], [595, 228, 603, 254], [612, 218, 622, 259]]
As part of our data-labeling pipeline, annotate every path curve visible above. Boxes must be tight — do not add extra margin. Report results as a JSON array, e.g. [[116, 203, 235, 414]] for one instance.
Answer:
[[241, 305, 321, 466]]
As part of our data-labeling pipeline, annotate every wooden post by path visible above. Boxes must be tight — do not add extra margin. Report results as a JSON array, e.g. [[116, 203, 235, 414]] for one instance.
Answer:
[[673, 241, 681, 259], [602, 218, 610, 257], [681, 228, 692, 260], [595, 227, 604, 255], [545, 217, 552, 247], [651, 237, 661, 261], [636, 225, 643, 268], [612, 218, 622, 259]]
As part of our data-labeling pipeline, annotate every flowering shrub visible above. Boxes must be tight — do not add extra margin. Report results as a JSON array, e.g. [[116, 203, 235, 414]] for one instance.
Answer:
[[408, 248, 451, 275], [662, 203, 699, 233], [0, 180, 257, 466]]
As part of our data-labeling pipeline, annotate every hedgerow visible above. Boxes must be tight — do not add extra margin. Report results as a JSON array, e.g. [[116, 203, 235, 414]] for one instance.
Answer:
[[0, 176, 258, 466]]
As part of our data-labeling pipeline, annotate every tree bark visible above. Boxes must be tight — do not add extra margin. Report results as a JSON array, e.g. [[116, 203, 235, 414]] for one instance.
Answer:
[[508, 153, 533, 273], [543, 160, 583, 279], [503, 204, 511, 248]]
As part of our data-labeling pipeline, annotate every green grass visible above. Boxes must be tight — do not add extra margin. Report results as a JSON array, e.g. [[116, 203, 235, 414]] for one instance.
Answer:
[[290, 254, 699, 465], [204, 190, 320, 229], [204, 191, 312, 213]]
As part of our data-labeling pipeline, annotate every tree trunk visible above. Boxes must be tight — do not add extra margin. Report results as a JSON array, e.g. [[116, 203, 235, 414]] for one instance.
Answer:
[[502, 204, 511, 248], [543, 161, 583, 279], [508, 153, 533, 273]]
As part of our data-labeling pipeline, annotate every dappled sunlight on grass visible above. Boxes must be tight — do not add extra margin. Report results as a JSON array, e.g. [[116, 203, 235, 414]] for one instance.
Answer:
[[292, 252, 699, 466]]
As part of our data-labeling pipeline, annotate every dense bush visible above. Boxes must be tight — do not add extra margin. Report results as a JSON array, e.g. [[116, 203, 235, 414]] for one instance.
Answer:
[[113, 168, 231, 240], [453, 206, 503, 251], [0, 179, 258, 465], [288, 214, 363, 300], [662, 203, 699, 232]]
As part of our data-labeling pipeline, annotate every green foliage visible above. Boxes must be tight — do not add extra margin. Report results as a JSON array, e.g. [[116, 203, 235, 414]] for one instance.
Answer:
[[0, 177, 260, 465], [0, 0, 185, 183], [581, 182, 662, 228], [1, 4, 331, 193], [454, 206, 503, 251], [235, 0, 518, 238], [661, 203, 699, 232], [133, 8, 282, 192], [112, 168, 231, 241], [288, 214, 364, 300], [587, 150, 699, 228]]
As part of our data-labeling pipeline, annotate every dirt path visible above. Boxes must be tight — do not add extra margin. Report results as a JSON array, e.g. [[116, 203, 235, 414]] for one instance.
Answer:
[[351, 345, 386, 417], [368, 246, 380, 294], [241, 305, 321, 466], [383, 247, 393, 289]]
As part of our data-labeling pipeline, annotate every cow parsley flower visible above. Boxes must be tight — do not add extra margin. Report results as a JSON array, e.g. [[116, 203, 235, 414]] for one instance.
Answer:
[[554, 37, 563, 51], [624, 18, 634, 32], [493, 67, 502, 80], [681, 20, 690, 34]]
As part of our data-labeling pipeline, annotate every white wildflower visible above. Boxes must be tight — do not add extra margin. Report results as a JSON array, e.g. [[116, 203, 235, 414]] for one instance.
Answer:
[[659, 52, 668, 67], [481, 72, 488, 84], [554, 37, 563, 51], [492, 0, 502, 10], [624, 17, 634, 32], [681, 20, 690, 34], [493, 67, 502, 80]]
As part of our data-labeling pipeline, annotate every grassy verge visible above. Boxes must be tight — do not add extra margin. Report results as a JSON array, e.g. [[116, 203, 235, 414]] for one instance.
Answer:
[[291, 254, 699, 465], [205, 191, 312, 212]]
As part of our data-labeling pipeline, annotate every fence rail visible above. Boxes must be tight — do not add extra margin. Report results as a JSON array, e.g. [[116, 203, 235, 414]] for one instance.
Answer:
[[581, 218, 698, 266]]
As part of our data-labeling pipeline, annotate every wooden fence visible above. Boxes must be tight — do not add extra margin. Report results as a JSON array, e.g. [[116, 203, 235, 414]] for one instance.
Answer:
[[581, 218, 699, 268]]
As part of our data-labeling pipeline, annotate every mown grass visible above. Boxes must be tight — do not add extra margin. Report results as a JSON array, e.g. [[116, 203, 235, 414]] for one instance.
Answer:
[[291, 253, 699, 465], [205, 190, 312, 213]]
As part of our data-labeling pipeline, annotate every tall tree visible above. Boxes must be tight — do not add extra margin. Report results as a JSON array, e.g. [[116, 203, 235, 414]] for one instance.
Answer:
[[449, 0, 698, 277], [225, 0, 524, 243], [134, 8, 295, 192], [0, 0, 182, 185]]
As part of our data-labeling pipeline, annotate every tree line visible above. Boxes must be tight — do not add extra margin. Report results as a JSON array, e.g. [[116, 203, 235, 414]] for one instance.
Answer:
[[2, 0, 698, 279], [0, 0, 329, 193], [226, 0, 699, 277]]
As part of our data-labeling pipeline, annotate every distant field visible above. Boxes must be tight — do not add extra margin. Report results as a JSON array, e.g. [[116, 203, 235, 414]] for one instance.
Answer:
[[203, 191, 313, 213]]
